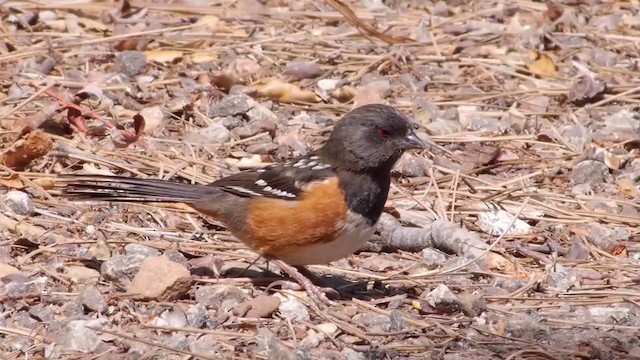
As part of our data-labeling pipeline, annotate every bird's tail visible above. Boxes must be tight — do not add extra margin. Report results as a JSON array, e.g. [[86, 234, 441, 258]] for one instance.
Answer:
[[57, 174, 219, 203]]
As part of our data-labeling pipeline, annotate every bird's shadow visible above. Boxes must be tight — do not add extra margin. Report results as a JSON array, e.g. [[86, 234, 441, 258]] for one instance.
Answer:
[[207, 264, 416, 301]]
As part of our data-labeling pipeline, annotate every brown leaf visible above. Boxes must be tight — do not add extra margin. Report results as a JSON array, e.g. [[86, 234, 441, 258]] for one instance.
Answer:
[[247, 78, 320, 103], [527, 50, 558, 78], [2, 128, 54, 170], [0, 174, 24, 189]]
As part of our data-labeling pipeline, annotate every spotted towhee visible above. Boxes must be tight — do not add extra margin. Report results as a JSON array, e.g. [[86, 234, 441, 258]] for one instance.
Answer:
[[58, 104, 440, 307]]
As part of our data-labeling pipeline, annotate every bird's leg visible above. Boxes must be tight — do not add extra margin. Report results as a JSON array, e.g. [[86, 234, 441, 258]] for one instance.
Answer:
[[270, 260, 339, 307]]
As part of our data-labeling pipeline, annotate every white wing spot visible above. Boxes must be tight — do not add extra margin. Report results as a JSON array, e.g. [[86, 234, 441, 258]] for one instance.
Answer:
[[263, 186, 273, 191], [311, 163, 331, 170], [309, 155, 319, 160], [225, 186, 263, 197], [307, 161, 318, 167], [255, 179, 267, 186]]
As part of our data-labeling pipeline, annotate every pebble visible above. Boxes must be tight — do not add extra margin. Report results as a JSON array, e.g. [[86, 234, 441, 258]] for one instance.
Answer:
[[195, 285, 246, 311], [208, 94, 256, 118], [421, 248, 448, 269], [190, 334, 223, 358], [124, 243, 160, 258], [186, 303, 209, 328], [163, 249, 188, 265], [283, 59, 323, 80], [55, 319, 108, 353], [570, 160, 609, 185], [79, 286, 108, 314], [278, 298, 310, 322], [127, 255, 192, 301], [116, 50, 147, 77], [100, 254, 146, 289], [421, 284, 461, 313], [341, 348, 366, 360], [232, 295, 281, 318], [2, 190, 33, 216], [64, 265, 100, 285], [200, 124, 231, 144]]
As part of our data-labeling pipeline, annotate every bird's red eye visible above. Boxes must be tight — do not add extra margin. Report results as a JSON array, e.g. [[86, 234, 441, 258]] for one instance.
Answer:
[[378, 129, 390, 139]]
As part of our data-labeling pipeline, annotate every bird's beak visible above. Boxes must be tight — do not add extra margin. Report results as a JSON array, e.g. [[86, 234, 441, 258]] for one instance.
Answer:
[[403, 128, 453, 155], [402, 127, 429, 149]]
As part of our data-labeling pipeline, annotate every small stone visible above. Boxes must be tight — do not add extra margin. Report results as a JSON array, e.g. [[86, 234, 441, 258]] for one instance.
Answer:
[[232, 295, 281, 318], [222, 116, 244, 129], [64, 265, 100, 285], [55, 319, 108, 353], [166, 334, 190, 351], [195, 285, 246, 311], [457, 292, 487, 317], [2, 190, 33, 216], [255, 328, 297, 360], [570, 160, 609, 185], [245, 142, 279, 155], [61, 301, 85, 319], [28, 304, 55, 322], [127, 256, 192, 301], [116, 50, 148, 77], [300, 332, 325, 349], [100, 254, 146, 289], [283, 59, 323, 80], [186, 303, 209, 328], [588, 306, 630, 323], [208, 94, 256, 118], [124, 243, 160, 258], [79, 286, 108, 314], [278, 298, 310, 322], [421, 248, 448, 269], [190, 334, 224, 358], [316, 323, 338, 335], [163, 249, 188, 265], [200, 124, 231, 144], [392, 153, 429, 177], [421, 284, 461, 313], [341, 348, 366, 360]]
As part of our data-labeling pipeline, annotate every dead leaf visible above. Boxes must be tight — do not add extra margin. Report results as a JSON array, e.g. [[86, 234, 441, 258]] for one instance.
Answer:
[[0, 174, 24, 189], [247, 78, 320, 103], [2, 128, 54, 170], [144, 50, 184, 64], [527, 50, 558, 78]]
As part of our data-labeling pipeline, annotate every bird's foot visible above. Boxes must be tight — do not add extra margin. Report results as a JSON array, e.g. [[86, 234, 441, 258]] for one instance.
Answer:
[[269, 260, 339, 308]]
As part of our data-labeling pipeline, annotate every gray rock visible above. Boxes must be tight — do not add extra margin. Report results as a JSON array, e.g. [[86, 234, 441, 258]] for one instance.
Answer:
[[166, 334, 190, 351], [124, 243, 160, 258], [55, 319, 108, 353], [100, 254, 146, 289], [245, 142, 279, 154], [208, 94, 256, 118], [163, 249, 188, 265], [299, 332, 325, 349], [341, 348, 366, 360], [392, 153, 429, 177], [278, 298, 310, 322], [116, 50, 147, 77], [61, 301, 85, 319], [255, 328, 297, 360], [570, 160, 609, 185], [199, 124, 231, 144], [190, 334, 223, 357], [195, 285, 246, 311], [421, 284, 461, 313], [2, 190, 33, 216], [283, 59, 322, 80], [186, 303, 209, 328], [421, 248, 448, 269], [79, 286, 108, 314], [28, 304, 54, 322], [222, 116, 244, 129], [588, 306, 630, 323]]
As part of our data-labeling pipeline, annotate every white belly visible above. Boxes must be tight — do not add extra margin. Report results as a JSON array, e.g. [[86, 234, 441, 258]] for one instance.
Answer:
[[274, 211, 376, 266]]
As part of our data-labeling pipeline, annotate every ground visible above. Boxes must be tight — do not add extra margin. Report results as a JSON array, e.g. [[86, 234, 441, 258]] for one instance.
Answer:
[[1, 0, 640, 359]]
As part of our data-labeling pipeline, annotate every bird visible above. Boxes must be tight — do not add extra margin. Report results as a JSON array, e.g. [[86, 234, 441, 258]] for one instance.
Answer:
[[57, 103, 440, 307]]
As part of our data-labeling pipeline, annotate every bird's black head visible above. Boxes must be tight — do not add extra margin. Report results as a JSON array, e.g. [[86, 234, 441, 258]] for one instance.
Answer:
[[319, 104, 427, 173]]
